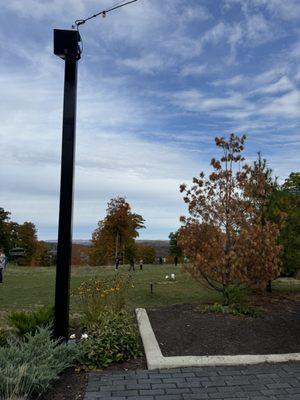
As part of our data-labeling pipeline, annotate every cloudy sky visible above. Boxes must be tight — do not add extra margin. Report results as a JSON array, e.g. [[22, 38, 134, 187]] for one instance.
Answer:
[[1, 0, 300, 240]]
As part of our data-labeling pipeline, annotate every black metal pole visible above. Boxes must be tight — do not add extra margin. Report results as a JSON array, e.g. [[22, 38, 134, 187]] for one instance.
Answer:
[[53, 54, 78, 341]]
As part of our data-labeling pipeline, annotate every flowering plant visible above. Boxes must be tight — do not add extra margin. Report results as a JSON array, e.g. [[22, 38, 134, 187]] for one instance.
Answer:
[[74, 273, 133, 326]]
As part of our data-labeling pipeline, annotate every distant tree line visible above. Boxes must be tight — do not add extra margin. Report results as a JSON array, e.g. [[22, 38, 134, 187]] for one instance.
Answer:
[[0, 208, 55, 266]]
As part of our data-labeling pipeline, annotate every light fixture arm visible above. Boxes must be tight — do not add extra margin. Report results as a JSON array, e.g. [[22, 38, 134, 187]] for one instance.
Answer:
[[73, 0, 138, 29]]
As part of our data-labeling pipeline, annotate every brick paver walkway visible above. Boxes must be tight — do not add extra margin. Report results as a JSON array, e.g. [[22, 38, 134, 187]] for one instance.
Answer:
[[84, 362, 300, 400]]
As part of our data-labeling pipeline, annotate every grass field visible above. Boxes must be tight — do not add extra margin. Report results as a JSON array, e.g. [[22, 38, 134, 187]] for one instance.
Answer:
[[0, 264, 220, 321], [0, 264, 299, 326]]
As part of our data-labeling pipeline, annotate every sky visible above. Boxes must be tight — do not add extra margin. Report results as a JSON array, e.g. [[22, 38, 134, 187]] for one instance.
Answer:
[[1, 0, 300, 241]]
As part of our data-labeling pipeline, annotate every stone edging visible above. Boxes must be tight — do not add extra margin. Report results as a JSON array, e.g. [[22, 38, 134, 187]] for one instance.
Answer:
[[135, 307, 300, 370]]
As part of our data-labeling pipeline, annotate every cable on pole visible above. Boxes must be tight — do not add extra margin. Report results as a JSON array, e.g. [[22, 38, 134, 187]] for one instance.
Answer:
[[72, 0, 138, 29]]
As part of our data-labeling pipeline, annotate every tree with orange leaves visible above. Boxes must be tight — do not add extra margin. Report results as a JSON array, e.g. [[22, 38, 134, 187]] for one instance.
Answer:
[[178, 134, 283, 304], [90, 197, 145, 266]]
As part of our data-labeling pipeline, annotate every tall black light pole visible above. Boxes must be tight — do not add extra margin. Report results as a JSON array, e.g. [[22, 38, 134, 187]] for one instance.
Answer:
[[53, 29, 81, 340], [53, 0, 138, 342]]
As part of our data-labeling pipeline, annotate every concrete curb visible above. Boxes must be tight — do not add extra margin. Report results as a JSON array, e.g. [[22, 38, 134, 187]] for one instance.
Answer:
[[135, 307, 300, 370]]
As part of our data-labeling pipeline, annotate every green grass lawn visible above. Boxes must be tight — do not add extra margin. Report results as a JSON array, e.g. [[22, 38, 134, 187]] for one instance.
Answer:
[[0, 264, 220, 322], [0, 264, 299, 326]]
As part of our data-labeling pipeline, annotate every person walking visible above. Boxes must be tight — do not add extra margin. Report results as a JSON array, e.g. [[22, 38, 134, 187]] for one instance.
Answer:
[[139, 259, 143, 271], [129, 256, 135, 272], [0, 249, 6, 284]]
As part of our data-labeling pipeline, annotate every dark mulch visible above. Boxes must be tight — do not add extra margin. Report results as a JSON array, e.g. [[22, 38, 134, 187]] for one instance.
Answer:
[[147, 296, 300, 357], [105, 356, 147, 372], [36, 368, 87, 400], [35, 356, 146, 400]]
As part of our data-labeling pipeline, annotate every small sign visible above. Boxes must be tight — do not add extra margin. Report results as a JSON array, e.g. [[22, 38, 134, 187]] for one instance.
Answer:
[[9, 247, 25, 257]]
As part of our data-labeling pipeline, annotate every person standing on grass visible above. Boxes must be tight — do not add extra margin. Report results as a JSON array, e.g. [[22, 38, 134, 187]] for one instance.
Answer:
[[129, 256, 135, 272], [0, 249, 6, 284], [139, 259, 143, 271], [115, 255, 120, 270], [174, 255, 178, 267]]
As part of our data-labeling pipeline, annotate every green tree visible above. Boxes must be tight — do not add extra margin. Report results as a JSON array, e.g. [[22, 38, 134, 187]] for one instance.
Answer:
[[90, 197, 145, 265], [279, 172, 300, 276], [0, 208, 11, 253], [168, 231, 182, 259], [258, 170, 300, 276]]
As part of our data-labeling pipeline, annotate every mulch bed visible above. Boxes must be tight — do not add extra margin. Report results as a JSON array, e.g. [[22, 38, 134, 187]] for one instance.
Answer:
[[36, 355, 147, 400], [147, 295, 300, 357], [36, 368, 87, 400]]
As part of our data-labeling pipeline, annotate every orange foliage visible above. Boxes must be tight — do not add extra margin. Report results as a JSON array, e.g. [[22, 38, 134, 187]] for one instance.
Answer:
[[178, 134, 283, 301]]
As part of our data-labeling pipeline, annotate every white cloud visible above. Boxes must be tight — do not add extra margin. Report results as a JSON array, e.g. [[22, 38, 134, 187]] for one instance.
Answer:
[[180, 63, 207, 77], [180, 5, 211, 22], [0, 46, 201, 240], [253, 0, 300, 20], [119, 53, 167, 74], [251, 76, 294, 95], [260, 89, 300, 118], [225, 0, 300, 20], [170, 89, 252, 115], [1, 0, 300, 240]]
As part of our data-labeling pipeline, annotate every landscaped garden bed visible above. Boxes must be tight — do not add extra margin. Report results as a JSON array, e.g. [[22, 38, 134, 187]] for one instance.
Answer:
[[147, 295, 300, 357], [36, 356, 147, 400], [36, 368, 87, 400]]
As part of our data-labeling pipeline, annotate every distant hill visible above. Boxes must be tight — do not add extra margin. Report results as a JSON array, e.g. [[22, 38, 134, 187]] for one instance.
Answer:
[[137, 240, 169, 257], [45, 239, 170, 256]]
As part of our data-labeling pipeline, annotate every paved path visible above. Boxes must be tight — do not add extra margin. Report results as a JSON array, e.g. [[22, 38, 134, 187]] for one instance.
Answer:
[[84, 362, 300, 400]]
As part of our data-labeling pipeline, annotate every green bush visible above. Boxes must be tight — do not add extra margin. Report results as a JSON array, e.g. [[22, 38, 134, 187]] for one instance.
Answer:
[[78, 309, 141, 370], [203, 302, 261, 317], [0, 329, 8, 347], [222, 285, 246, 306], [7, 306, 54, 337], [0, 327, 79, 400]]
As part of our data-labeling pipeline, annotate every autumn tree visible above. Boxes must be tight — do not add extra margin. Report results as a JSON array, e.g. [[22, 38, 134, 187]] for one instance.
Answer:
[[178, 134, 283, 304], [136, 244, 156, 264], [71, 244, 90, 266], [34, 241, 56, 266], [0, 208, 45, 266], [90, 197, 145, 265], [17, 222, 39, 266]]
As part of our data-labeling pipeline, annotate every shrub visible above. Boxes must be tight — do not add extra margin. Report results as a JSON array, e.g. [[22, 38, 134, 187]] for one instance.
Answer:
[[75, 273, 132, 327], [7, 306, 54, 337], [0, 329, 8, 347], [222, 285, 247, 306], [0, 327, 79, 400], [203, 302, 261, 317], [78, 309, 141, 369]]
